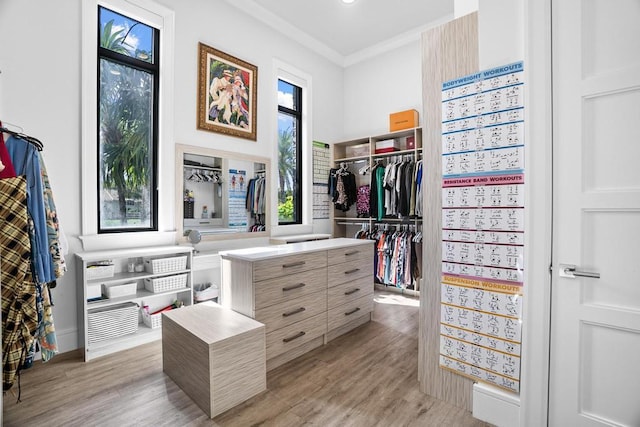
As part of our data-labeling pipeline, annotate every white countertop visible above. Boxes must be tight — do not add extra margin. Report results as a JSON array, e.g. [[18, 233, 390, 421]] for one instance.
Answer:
[[219, 238, 372, 261]]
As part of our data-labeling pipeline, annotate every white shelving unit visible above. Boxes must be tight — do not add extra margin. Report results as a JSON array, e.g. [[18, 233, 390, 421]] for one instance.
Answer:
[[76, 245, 194, 361], [331, 127, 423, 238], [331, 127, 423, 296]]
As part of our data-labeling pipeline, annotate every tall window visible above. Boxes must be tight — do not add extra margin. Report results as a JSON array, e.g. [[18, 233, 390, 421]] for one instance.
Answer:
[[277, 79, 302, 224], [97, 6, 159, 232]]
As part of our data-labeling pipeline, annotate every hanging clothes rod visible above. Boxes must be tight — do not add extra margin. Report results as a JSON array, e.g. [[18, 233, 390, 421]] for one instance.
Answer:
[[0, 126, 43, 151], [337, 221, 368, 226]]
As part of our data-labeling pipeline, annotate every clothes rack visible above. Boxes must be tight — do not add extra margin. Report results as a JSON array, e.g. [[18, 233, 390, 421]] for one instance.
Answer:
[[0, 126, 43, 151], [1, 126, 64, 393]]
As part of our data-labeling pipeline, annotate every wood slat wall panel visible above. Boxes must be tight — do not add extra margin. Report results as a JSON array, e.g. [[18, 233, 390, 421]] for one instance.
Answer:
[[419, 11, 479, 411]]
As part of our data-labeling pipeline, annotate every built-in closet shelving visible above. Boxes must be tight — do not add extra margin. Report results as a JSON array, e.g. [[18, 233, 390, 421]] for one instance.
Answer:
[[331, 127, 423, 294]]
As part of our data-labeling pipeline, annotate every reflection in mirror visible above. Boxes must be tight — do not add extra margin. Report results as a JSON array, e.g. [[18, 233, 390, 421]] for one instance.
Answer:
[[176, 144, 270, 242]]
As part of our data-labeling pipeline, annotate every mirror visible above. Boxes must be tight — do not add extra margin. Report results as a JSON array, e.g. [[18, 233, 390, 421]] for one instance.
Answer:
[[176, 144, 270, 242]]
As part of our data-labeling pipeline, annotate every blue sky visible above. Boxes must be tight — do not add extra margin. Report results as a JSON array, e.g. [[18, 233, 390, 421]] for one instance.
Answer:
[[100, 7, 153, 56]]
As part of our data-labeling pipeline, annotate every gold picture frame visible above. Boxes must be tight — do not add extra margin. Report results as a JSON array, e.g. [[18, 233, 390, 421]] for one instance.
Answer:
[[197, 42, 257, 141]]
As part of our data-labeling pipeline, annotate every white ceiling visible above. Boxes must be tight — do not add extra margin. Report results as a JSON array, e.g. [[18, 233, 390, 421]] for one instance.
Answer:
[[223, 0, 455, 66]]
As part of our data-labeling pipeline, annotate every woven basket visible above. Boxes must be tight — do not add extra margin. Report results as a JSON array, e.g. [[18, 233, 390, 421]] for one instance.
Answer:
[[86, 264, 114, 280], [143, 256, 187, 274], [141, 310, 162, 329], [87, 302, 138, 343], [144, 273, 188, 293]]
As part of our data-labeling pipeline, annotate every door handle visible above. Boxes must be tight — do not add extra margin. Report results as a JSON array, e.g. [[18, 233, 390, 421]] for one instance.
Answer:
[[559, 264, 600, 279]]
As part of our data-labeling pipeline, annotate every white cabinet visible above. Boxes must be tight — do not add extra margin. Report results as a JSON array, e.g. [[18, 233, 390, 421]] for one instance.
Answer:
[[76, 245, 193, 361]]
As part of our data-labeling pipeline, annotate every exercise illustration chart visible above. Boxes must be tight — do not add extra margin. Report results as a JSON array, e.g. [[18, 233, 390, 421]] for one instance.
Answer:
[[439, 61, 524, 393]]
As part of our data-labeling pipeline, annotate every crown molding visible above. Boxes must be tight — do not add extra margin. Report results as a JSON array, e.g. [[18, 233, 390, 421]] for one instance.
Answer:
[[223, 0, 344, 66], [344, 13, 454, 67], [223, 0, 453, 69]]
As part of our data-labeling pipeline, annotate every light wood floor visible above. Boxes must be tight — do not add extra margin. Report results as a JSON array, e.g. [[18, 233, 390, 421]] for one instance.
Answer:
[[3, 290, 488, 427]]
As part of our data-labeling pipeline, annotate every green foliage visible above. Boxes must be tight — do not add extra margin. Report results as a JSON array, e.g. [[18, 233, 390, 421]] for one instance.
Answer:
[[100, 19, 129, 54], [99, 19, 153, 225], [278, 195, 294, 221], [278, 127, 295, 203]]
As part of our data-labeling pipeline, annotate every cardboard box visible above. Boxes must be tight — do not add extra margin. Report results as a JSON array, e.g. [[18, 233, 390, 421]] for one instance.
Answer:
[[389, 109, 419, 132]]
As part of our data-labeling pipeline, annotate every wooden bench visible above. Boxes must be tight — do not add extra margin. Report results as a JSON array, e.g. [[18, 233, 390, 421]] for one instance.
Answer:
[[162, 302, 266, 418]]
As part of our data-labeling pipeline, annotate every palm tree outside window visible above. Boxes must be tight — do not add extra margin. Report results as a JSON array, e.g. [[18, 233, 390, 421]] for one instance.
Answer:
[[277, 79, 302, 224], [97, 7, 159, 232]]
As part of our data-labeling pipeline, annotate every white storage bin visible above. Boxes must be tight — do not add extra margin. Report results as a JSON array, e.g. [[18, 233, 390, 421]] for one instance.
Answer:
[[86, 283, 102, 301], [144, 273, 188, 293], [141, 310, 162, 329], [86, 264, 114, 280], [143, 255, 188, 274], [345, 143, 369, 157], [103, 282, 137, 299], [87, 302, 138, 344]]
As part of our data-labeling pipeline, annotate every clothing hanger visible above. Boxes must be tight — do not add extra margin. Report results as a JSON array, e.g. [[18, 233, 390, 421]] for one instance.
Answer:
[[0, 123, 44, 151]]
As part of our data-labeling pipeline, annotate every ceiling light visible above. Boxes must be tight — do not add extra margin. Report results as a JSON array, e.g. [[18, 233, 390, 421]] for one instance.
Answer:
[[342, 0, 356, 4]]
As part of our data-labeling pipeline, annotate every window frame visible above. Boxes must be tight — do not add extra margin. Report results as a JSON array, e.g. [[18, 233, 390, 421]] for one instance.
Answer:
[[277, 79, 303, 225], [97, 5, 160, 233], [81, 0, 175, 251]]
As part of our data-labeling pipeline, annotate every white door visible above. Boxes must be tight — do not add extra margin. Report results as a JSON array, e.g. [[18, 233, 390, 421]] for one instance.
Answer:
[[549, 0, 640, 425]]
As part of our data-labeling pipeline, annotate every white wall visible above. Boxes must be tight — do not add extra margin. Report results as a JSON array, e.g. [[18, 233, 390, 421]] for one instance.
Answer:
[[0, 0, 344, 353], [342, 41, 423, 139]]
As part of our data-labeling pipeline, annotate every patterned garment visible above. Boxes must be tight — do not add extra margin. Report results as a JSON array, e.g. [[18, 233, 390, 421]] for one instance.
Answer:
[[0, 177, 38, 391], [39, 154, 66, 278], [356, 185, 370, 218], [37, 283, 57, 361]]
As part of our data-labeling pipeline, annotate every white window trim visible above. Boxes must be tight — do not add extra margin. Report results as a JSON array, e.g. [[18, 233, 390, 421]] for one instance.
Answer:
[[272, 59, 313, 236], [80, 0, 175, 251]]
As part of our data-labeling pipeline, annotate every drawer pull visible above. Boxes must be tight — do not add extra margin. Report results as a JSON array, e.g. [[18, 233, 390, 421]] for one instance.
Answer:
[[282, 307, 306, 317], [282, 283, 306, 292], [283, 261, 306, 268], [283, 331, 306, 343], [344, 250, 359, 256], [344, 288, 360, 296], [345, 307, 361, 316], [344, 268, 360, 275]]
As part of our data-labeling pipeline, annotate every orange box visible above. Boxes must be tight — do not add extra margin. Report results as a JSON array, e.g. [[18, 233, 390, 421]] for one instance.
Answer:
[[389, 109, 419, 132]]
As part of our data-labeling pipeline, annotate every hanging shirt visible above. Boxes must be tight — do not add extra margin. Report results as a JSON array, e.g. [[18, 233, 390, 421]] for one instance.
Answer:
[[0, 177, 38, 390], [0, 133, 17, 179], [5, 136, 55, 284]]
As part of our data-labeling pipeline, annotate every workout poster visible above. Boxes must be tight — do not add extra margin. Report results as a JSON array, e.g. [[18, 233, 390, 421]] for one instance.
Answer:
[[439, 61, 524, 393], [228, 169, 248, 230]]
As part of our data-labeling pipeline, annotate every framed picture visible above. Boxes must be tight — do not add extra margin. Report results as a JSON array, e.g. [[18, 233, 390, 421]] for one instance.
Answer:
[[197, 42, 257, 140]]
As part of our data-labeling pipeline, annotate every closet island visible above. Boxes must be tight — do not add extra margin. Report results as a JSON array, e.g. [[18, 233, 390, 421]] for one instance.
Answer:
[[220, 238, 374, 370]]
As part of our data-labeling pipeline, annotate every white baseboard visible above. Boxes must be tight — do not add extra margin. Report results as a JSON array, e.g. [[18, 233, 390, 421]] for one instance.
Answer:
[[473, 383, 520, 427], [55, 327, 79, 354]]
